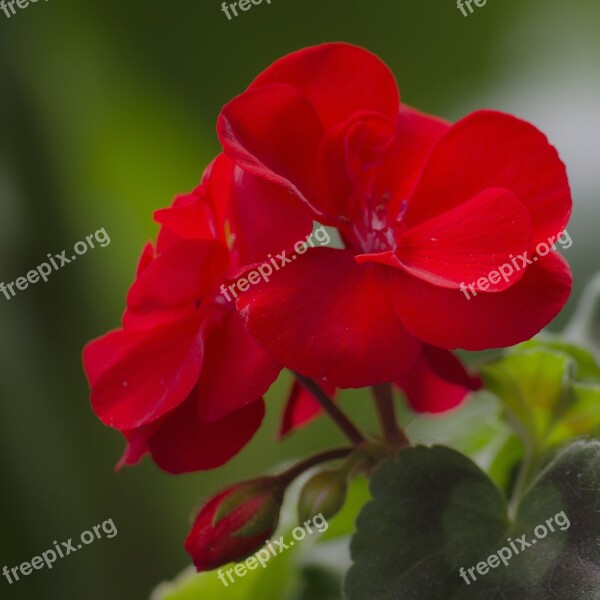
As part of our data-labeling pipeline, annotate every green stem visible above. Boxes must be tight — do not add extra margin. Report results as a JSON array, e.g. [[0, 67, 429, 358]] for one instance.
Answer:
[[294, 373, 366, 445], [508, 439, 539, 519], [279, 447, 353, 486], [371, 383, 410, 448]]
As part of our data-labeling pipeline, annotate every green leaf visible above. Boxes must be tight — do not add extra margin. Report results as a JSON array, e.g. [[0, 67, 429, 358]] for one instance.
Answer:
[[546, 382, 600, 445], [481, 348, 574, 447], [293, 565, 343, 600], [486, 432, 524, 492], [345, 446, 507, 599], [518, 337, 600, 380], [152, 520, 304, 600], [480, 340, 600, 451], [152, 553, 299, 600], [345, 442, 600, 600], [406, 391, 508, 460], [151, 543, 298, 600]]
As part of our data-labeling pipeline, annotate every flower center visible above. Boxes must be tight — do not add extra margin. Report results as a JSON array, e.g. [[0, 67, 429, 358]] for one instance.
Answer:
[[342, 195, 404, 254]]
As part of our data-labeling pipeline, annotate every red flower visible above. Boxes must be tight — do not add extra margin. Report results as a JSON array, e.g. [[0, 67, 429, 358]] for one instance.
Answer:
[[83, 154, 313, 473], [217, 42, 572, 394], [185, 477, 284, 571]]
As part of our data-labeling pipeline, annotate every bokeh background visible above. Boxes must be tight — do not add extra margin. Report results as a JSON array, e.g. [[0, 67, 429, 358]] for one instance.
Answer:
[[0, 0, 599, 598]]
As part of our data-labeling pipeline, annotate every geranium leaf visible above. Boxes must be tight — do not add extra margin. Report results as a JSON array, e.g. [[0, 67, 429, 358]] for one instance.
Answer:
[[480, 339, 600, 452], [480, 349, 574, 447], [345, 441, 600, 599]]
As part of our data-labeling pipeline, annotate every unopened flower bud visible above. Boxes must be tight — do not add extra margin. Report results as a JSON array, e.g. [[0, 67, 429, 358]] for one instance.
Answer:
[[185, 477, 284, 571], [298, 469, 348, 523]]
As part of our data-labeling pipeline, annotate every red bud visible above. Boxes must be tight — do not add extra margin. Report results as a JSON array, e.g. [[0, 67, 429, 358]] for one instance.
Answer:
[[185, 477, 284, 571]]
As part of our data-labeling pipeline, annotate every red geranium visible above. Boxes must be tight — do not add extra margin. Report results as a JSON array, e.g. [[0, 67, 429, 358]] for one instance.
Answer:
[[81, 42, 577, 578], [83, 154, 313, 473], [218, 42, 572, 391]]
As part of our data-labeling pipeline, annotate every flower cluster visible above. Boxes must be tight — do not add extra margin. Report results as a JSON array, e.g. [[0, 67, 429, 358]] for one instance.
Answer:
[[83, 43, 571, 570]]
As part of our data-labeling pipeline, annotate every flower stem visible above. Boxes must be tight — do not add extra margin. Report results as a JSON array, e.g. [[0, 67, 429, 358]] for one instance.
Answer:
[[279, 447, 353, 486], [293, 373, 366, 445], [371, 383, 410, 448], [508, 439, 540, 519]]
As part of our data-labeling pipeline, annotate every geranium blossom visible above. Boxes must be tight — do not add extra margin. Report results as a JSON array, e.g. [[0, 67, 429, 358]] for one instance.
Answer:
[[217, 42, 572, 390], [83, 154, 313, 473]]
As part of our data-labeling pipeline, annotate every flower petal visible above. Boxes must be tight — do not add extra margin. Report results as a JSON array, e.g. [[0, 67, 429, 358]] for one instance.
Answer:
[[155, 154, 235, 250], [317, 111, 397, 219], [374, 188, 532, 290], [196, 310, 281, 423], [379, 105, 450, 209], [83, 328, 135, 386], [115, 424, 159, 471], [236, 248, 421, 388], [146, 396, 265, 474], [249, 42, 399, 128], [395, 252, 572, 350], [405, 110, 572, 245], [154, 190, 217, 250], [230, 167, 314, 265], [124, 240, 229, 329], [88, 315, 205, 429], [279, 379, 337, 438], [136, 242, 155, 276], [218, 83, 324, 213], [396, 346, 481, 413]]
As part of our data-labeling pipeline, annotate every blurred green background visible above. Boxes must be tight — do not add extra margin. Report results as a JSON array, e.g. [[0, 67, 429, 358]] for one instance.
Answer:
[[0, 0, 599, 598]]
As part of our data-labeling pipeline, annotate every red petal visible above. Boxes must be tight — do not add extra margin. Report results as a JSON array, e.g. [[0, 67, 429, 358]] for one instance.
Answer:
[[395, 252, 572, 350], [361, 188, 532, 290], [405, 110, 572, 246], [89, 315, 205, 429], [380, 106, 450, 210], [185, 480, 275, 571], [155, 155, 235, 250], [154, 191, 217, 250], [249, 42, 399, 129], [201, 153, 236, 243], [396, 346, 480, 413], [196, 310, 281, 423], [317, 112, 397, 219], [83, 329, 136, 386], [230, 167, 314, 265], [124, 240, 229, 328], [236, 248, 421, 388], [147, 395, 265, 474], [136, 242, 155, 276], [279, 379, 337, 438], [115, 424, 159, 471], [218, 83, 324, 213]]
